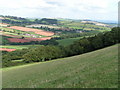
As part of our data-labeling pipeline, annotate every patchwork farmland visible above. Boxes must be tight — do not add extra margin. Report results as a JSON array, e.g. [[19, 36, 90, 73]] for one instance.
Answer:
[[7, 26, 54, 36], [0, 24, 54, 51]]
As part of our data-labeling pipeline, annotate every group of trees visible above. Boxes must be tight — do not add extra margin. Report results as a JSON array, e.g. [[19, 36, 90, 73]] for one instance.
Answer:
[[0, 35, 11, 45], [2, 27, 120, 67], [2, 19, 32, 26], [1, 15, 26, 20], [23, 46, 64, 63], [2, 49, 30, 67], [2, 17, 33, 26], [39, 18, 58, 25], [1, 15, 58, 26]]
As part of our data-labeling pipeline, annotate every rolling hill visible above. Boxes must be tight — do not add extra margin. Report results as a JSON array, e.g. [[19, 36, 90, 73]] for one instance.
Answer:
[[2, 44, 118, 88]]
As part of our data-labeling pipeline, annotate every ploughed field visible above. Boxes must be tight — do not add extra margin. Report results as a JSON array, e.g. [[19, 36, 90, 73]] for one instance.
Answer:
[[7, 37, 51, 43], [0, 48, 16, 52], [2, 44, 118, 88]]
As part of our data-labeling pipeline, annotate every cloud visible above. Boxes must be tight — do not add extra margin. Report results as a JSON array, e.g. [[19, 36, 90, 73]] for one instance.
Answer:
[[0, 0, 119, 21]]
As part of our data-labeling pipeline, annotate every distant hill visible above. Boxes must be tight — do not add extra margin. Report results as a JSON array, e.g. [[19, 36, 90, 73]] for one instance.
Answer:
[[96, 20, 117, 24], [80, 20, 109, 27], [0, 15, 112, 39], [0, 15, 58, 25]]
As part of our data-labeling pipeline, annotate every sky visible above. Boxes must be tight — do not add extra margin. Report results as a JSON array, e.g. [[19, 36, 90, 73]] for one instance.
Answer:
[[0, 0, 119, 21]]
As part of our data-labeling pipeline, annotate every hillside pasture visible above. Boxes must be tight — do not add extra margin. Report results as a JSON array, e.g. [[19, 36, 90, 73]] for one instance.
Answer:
[[2, 44, 118, 88]]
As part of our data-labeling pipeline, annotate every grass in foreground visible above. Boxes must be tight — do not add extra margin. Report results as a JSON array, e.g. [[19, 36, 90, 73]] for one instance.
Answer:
[[2, 44, 118, 88]]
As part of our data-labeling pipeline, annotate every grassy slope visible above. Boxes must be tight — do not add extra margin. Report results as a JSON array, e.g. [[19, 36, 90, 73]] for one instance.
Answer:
[[2, 44, 118, 88]]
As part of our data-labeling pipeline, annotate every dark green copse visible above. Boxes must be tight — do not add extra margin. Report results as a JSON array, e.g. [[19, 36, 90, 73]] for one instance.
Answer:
[[23, 45, 64, 63]]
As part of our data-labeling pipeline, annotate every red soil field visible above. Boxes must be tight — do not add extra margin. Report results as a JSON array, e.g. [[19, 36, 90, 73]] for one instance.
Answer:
[[7, 37, 51, 43], [0, 48, 16, 52], [24, 37, 42, 41], [7, 38, 30, 43], [24, 37, 51, 41], [7, 26, 54, 36]]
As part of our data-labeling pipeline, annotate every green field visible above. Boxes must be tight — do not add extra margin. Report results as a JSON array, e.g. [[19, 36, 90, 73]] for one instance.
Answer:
[[2, 44, 118, 88], [57, 35, 96, 46], [57, 37, 82, 46], [58, 20, 111, 31], [0, 45, 42, 49]]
